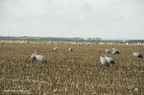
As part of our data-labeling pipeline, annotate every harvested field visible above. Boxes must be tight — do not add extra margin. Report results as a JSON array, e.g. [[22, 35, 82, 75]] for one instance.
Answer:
[[0, 42, 144, 95]]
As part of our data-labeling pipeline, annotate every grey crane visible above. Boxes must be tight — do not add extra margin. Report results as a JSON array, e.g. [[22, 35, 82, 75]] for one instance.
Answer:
[[69, 47, 73, 51], [99, 51, 109, 67], [130, 49, 143, 58], [112, 50, 122, 54], [104, 53, 115, 64], [31, 48, 47, 63], [111, 45, 117, 51], [105, 49, 111, 53], [111, 46, 122, 54], [52, 47, 58, 52]]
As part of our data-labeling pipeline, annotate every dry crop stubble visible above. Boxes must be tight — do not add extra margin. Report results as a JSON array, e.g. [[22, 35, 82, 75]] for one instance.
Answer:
[[0, 43, 144, 94]]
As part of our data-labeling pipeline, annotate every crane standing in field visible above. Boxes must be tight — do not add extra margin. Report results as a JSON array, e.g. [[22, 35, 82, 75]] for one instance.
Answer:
[[99, 51, 109, 67], [130, 49, 143, 58], [112, 50, 122, 54], [31, 48, 47, 63], [111, 46, 117, 51], [104, 53, 115, 65], [52, 47, 58, 52], [105, 49, 111, 53], [69, 47, 73, 51], [111, 46, 122, 54]]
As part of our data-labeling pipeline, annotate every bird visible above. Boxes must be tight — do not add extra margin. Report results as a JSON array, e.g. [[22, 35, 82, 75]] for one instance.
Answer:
[[104, 53, 115, 65], [112, 50, 122, 54], [111, 45, 117, 51], [130, 49, 143, 58], [105, 49, 111, 53], [99, 51, 109, 67], [52, 47, 58, 52], [69, 48, 73, 51], [111, 46, 122, 54], [31, 48, 47, 63]]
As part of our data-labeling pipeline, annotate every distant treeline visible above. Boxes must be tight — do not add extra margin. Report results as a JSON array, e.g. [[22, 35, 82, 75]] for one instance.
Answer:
[[0, 36, 101, 42], [126, 40, 144, 43], [0, 36, 144, 43]]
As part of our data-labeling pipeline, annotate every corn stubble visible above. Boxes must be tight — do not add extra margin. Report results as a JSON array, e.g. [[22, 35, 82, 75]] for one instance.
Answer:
[[0, 43, 143, 95]]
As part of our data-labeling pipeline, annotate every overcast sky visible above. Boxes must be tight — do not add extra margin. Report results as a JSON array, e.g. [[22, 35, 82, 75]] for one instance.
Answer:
[[0, 0, 144, 39]]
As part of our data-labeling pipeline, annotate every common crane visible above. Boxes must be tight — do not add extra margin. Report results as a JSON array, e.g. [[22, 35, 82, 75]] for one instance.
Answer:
[[104, 53, 115, 64], [105, 49, 111, 53], [52, 47, 58, 52], [69, 48, 73, 51], [111, 46, 122, 54], [111, 45, 117, 51], [112, 50, 122, 54], [99, 51, 109, 67], [31, 48, 47, 63], [130, 49, 143, 58]]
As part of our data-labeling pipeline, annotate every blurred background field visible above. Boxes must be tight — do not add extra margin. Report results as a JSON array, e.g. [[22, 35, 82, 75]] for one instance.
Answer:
[[0, 41, 143, 95]]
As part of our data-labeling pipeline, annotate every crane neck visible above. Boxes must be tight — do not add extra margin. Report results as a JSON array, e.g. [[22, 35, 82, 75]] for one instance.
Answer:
[[99, 51, 102, 56], [130, 49, 133, 53], [34, 48, 37, 54]]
